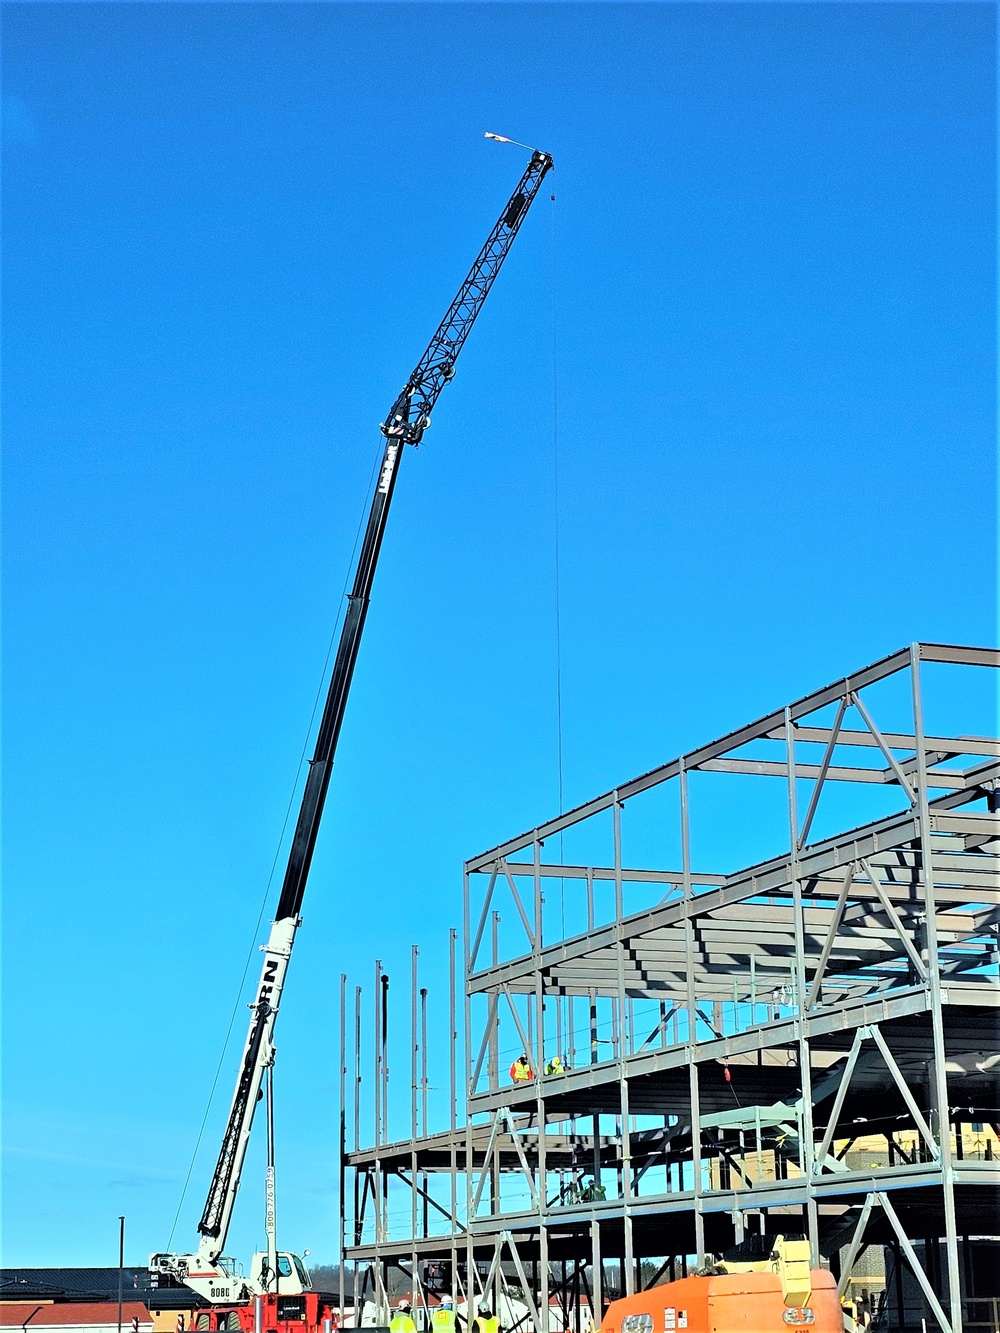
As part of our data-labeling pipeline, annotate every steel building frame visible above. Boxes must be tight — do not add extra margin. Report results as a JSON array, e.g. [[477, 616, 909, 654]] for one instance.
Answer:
[[341, 643, 1000, 1333]]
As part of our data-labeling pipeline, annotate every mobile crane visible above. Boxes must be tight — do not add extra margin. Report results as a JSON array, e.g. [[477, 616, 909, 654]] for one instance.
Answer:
[[149, 143, 553, 1307]]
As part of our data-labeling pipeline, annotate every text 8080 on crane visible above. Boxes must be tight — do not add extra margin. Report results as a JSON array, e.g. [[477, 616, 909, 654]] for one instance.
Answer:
[[148, 144, 553, 1308]]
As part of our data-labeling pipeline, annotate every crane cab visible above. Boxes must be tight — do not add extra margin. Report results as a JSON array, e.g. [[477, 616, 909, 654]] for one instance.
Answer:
[[249, 1252, 314, 1297]]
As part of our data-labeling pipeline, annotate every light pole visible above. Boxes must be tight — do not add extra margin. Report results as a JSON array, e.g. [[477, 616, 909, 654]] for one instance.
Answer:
[[117, 1216, 126, 1333]]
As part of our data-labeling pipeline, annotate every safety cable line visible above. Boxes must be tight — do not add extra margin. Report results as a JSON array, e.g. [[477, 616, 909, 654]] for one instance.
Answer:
[[549, 183, 566, 944], [167, 441, 384, 1248]]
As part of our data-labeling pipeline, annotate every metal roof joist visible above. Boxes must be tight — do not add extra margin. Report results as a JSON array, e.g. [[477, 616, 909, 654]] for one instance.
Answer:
[[475, 921, 992, 999], [469, 820, 998, 996]]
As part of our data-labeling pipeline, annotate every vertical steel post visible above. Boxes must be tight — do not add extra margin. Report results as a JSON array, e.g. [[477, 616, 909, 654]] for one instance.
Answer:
[[380, 970, 390, 1299], [411, 947, 419, 1301], [593, 1110, 602, 1193], [538, 1225, 550, 1333], [339, 973, 348, 1323], [450, 926, 459, 1308], [381, 971, 390, 1146], [374, 961, 383, 1148], [353, 984, 362, 1269], [451, 921, 459, 1144], [911, 645, 962, 1331], [467, 1232, 477, 1330], [464, 869, 473, 1103], [463, 868, 475, 1295], [591, 1219, 602, 1327], [590, 891, 601, 1188], [679, 759, 705, 1265], [785, 706, 819, 1263], [464, 874, 478, 1327], [411, 947, 419, 1140], [612, 797, 624, 924], [534, 836, 544, 1070], [372, 962, 383, 1319], [420, 989, 429, 1137], [451, 926, 459, 1132], [464, 904, 477, 1333], [491, 912, 500, 1092], [488, 906, 498, 1221], [534, 836, 549, 1322], [612, 796, 634, 1294], [420, 986, 429, 1239], [354, 986, 362, 1152], [588, 865, 598, 1213]]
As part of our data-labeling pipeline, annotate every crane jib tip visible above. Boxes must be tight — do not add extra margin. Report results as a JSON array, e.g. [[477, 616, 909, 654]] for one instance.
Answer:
[[484, 131, 549, 159]]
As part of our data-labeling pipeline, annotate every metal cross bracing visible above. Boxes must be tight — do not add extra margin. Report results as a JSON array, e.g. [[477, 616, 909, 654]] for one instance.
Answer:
[[340, 643, 1000, 1333]]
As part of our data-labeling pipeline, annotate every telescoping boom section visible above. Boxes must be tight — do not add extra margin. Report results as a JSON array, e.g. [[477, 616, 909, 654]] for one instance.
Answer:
[[150, 147, 553, 1296]]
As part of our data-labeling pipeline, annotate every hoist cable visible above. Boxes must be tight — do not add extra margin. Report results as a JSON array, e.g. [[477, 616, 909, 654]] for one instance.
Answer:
[[549, 183, 567, 943]]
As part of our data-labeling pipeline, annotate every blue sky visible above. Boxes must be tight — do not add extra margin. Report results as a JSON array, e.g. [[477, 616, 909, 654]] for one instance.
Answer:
[[3, 0, 995, 1271]]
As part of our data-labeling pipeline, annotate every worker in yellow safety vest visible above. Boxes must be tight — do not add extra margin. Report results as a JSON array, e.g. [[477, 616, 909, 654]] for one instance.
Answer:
[[472, 1306, 499, 1333], [390, 1302, 416, 1333], [432, 1296, 458, 1333], [509, 1054, 533, 1083]]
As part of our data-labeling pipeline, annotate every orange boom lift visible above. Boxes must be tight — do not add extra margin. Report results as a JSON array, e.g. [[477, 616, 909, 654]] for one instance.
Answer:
[[599, 1236, 844, 1333]]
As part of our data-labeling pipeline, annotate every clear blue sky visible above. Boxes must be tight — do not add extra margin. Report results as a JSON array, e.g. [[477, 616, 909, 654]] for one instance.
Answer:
[[3, 0, 995, 1271]]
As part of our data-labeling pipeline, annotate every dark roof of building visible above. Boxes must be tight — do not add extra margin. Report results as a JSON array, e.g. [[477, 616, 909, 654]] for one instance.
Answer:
[[0, 1274, 201, 1310]]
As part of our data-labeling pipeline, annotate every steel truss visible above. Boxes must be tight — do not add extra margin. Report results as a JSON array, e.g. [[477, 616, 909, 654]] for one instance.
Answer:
[[341, 644, 1000, 1333]]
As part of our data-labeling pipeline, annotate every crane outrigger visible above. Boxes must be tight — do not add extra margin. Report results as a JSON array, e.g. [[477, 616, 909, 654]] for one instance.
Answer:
[[150, 143, 553, 1306]]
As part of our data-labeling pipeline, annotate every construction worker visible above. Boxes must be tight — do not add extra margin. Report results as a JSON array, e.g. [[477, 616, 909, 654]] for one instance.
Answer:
[[391, 1302, 417, 1333], [472, 1306, 499, 1333], [579, 1176, 606, 1202], [433, 1296, 458, 1333], [509, 1054, 533, 1083], [544, 1054, 565, 1076]]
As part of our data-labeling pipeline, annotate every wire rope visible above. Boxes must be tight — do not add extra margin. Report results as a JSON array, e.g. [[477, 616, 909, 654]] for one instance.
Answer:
[[166, 439, 384, 1248], [549, 183, 566, 947]]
